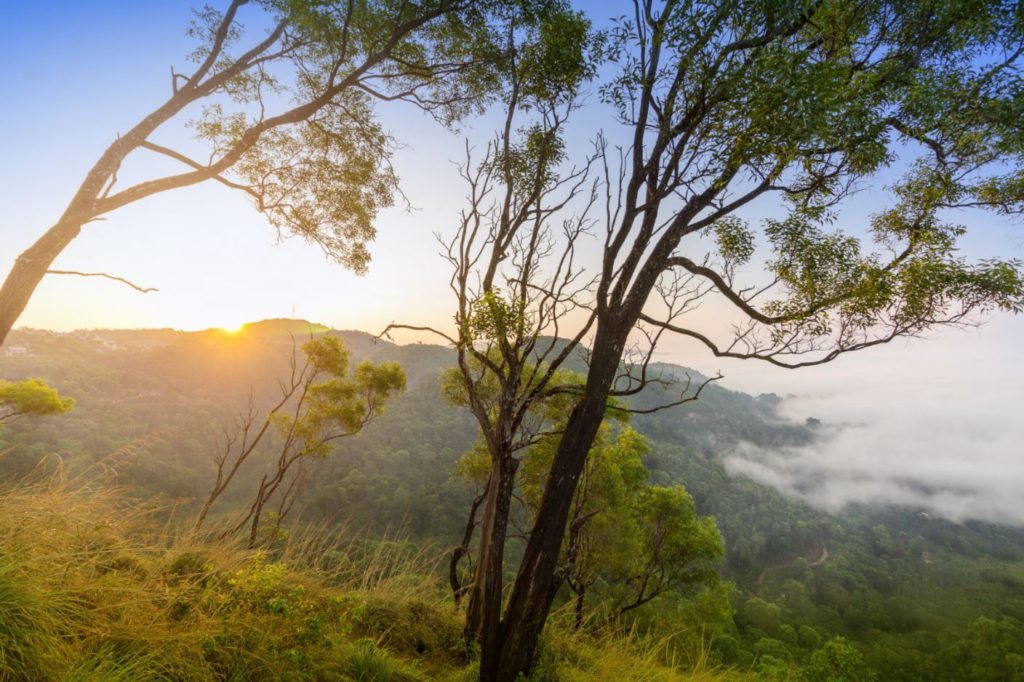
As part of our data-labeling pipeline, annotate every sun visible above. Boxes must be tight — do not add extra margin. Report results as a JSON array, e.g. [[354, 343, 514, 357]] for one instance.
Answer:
[[219, 322, 247, 334]]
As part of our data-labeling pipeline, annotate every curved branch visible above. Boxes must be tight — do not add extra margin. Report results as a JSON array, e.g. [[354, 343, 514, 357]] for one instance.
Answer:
[[187, 0, 250, 88], [665, 238, 917, 326], [376, 322, 458, 347], [45, 270, 158, 293], [665, 256, 783, 324], [637, 313, 905, 369], [606, 372, 723, 415], [139, 141, 262, 200]]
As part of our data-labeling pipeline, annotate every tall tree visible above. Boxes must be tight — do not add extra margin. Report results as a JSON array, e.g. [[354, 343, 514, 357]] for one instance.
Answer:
[[492, 0, 1024, 677], [0, 0, 503, 346], [391, 0, 1024, 678], [382, 0, 595, 661]]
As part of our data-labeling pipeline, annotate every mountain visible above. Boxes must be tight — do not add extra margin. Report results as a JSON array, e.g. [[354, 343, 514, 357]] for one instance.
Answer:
[[2, 321, 1023, 679]]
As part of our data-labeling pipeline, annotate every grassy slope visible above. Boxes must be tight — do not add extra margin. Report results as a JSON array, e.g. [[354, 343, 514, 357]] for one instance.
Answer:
[[0, 479, 745, 681]]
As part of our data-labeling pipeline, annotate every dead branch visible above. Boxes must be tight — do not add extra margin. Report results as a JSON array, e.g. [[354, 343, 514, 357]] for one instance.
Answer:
[[45, 270, 158, 293]]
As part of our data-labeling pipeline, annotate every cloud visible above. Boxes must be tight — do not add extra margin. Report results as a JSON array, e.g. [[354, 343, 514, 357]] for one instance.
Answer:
[[722, 380, 1024, 527]]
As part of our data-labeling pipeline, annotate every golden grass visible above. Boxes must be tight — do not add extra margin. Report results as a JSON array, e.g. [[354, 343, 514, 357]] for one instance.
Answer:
[[0, 475, 747, 681]]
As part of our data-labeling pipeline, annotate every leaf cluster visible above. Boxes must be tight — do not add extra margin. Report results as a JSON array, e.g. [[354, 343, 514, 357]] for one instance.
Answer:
[[0, 378, 74, 427]]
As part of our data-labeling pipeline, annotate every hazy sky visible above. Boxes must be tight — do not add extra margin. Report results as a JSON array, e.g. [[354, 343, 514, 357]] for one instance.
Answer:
[[2, 2, 1022, 524]]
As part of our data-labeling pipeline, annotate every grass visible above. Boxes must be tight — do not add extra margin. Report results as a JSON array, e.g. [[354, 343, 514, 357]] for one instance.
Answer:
[[0, 476, 745, 681]]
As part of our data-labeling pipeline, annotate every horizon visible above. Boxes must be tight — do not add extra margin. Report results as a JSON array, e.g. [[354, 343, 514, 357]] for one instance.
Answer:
[[2, 0, 1022, 532], [7, 315, 1023, 529]]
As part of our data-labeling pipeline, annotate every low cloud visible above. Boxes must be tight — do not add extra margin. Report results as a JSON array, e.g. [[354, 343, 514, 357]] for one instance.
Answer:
[[722, 381, 1024, 527]]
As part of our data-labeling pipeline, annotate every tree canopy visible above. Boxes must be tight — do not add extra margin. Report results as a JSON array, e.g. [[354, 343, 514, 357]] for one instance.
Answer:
[[0, 379, 74, 427], [0, 0, 527, 346], [393, 0, 1024, 677]]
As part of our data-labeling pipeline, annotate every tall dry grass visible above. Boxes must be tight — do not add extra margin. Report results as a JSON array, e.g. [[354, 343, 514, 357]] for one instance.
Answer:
[[0, 464, 745, 681], [0, 468, 446, 680]]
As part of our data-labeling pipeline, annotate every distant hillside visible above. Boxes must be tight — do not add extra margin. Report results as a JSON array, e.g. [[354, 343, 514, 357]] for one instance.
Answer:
[[2, 322, 1023, 678]]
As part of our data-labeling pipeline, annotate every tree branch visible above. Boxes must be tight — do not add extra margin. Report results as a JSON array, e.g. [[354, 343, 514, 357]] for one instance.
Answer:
[[139, 141, 262, 200], [45, 270, 158, 293]]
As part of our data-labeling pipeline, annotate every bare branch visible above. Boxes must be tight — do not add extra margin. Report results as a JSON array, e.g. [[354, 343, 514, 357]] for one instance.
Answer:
[[45, 270, 158, 294], [377, 322, 458, 347], [139, 141, 262, 200]]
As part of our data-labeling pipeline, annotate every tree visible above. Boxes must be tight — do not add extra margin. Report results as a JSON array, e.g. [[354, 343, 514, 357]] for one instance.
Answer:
[[195, 335, 405, 546], [381, 1, 596, 667], [375, 1, 1024, 678], [391, 0, 1024, 675], [0, 0, 504, 347], [615, 485, 723, 616], [519, 422, 648, 631], [487, 1, 1024, 677], [807, 636, 875, 682], [945, 616, 1024, 682], [518, 424, 723, 630], [0, 378, 74, 427]]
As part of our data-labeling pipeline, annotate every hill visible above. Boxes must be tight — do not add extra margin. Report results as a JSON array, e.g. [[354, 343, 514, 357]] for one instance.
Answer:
[[1, 322, 1023, 679]]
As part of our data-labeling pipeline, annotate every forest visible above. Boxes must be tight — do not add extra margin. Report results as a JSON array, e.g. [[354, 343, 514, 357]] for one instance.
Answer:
[[1, 322, 1022, 680], [2, 0, 1024, 679]]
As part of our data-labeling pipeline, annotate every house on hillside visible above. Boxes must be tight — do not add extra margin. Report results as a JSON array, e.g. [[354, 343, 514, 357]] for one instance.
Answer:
[[88, 335, 123, 352]]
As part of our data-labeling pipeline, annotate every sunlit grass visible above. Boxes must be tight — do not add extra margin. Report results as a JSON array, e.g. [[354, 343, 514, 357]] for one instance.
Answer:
[[0, 471, 745, 681]]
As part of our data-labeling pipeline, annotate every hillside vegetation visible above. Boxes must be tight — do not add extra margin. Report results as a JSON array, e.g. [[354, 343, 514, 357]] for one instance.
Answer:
[[0, 476, 741, 681], [1, 322, 1023, 680]]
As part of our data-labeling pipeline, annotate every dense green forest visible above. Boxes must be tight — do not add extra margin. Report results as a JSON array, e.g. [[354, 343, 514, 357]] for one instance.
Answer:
[[2, 321, 1022, 680]]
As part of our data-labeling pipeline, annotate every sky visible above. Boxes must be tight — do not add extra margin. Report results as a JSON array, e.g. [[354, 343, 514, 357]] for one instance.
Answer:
[[1, 1, 1022, 525]]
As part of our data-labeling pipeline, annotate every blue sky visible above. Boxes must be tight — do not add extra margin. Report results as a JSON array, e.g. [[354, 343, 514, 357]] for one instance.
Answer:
[[2, 1, 1022, 522], [2, 0, 1021, 375]]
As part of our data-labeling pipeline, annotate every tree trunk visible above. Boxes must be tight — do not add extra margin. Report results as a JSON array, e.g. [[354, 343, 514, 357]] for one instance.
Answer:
[[248, 488, 268, 548], [0, 103, 185, 347], [480, 331, 623, 682], [464, 453, 517, 656], [450, 484, 488, 605], [574, 585, 586, 632], [0, 219, 85, 346]]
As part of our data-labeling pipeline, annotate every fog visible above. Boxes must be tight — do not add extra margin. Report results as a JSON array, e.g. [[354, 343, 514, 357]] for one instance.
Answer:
[[676, 315, 1024, 527]]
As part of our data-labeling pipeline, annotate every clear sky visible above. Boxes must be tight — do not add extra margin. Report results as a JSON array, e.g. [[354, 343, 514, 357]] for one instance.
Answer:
[[2, 1, 1022, 523]]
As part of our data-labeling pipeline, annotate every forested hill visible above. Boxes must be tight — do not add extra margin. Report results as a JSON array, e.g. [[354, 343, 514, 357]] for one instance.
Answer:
[[3, 320, 1023, 678], [0, 319, 814, 543]]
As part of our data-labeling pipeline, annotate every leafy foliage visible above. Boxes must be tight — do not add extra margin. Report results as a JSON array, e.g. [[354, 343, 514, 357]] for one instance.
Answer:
[[0, 378, 74, 427], [516, 423, 724, 623], [279, 336, 407, 460]]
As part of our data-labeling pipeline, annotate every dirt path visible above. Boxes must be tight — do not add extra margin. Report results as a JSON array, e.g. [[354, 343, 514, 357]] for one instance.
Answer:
[[756, 542, 828, 591]]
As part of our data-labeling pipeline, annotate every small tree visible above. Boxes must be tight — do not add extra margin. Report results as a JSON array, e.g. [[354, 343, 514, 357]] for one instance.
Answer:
[[615, 485, 723, 616], [518, 422, 723, 629], [0, 378, 74, 427], [0, 0, 508, 347], [519, 421, 648, 631], [807, 637, 875, 682], [195, 335, 405, 546]]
